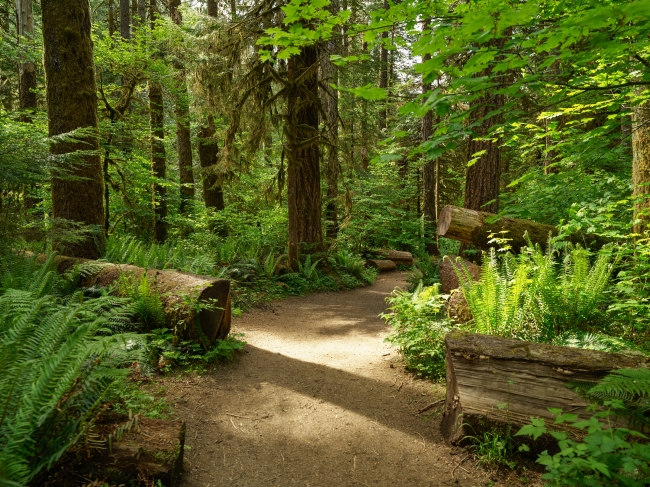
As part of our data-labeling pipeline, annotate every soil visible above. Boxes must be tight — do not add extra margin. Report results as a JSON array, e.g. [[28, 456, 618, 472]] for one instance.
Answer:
[[161, 272, 541, 487]]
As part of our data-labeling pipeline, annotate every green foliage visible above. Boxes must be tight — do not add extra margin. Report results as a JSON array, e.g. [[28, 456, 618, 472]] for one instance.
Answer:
[[406, 253, 440, 290], [0, 288, 142, 486], [458, 245, 616, 344], [465, 429, 517, 470], [298, 254, 321, 280], [116, 273, 166, 332], [382, 283, 451, 380], [146, 328, 245, 372]]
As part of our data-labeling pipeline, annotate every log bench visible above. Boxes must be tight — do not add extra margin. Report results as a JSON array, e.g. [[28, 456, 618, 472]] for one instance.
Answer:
[[441, 331, 650, 444]]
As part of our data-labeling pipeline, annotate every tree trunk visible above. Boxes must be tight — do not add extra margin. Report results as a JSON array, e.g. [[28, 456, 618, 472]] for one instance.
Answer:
[[206, 0, 218, 16], [42, 0, 105, 259], [137, 0, 146, 24], [632, 91, 650, 235], [286, 45, 322, 269], [442, 331, 649, 444], [366, 259, 396, 272], [377, 0, 388, 131], [108, 0, 115, 35], [120, 0, 131, 40], [438, 205, 608, 251], [170, 0, 195, 214], [198, 117, 225, 212], [321, 0, 339, 240], [17, 0, 36, 123], [463, 37, 509, 215]]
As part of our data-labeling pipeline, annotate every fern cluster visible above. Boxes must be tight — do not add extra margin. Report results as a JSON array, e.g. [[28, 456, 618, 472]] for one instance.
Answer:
[[457, 244, 618, 345]]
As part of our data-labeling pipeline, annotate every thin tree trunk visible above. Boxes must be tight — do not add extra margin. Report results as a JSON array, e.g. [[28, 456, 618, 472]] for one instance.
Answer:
[[632, 90, 650, 235], [17, 0, 36, 122], [108, 0, 115, 36], [137, 0, 146, 24], [198, 116, 225, 212], [120, 0, 131, 40], [149, 0, 167, 243], [198, 0, 224, 216], [421, 21, 437, 252], [378, 0, 388, 131], [170, 0, 194, 214], [230, 0, 236, 21], [287, 45, 322, 269], [42, 0, 105, 259], [207, 0, 218, 16], [321, 0, 339, 239]]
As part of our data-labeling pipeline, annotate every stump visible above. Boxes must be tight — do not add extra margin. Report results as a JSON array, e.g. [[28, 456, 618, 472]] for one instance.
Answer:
[[439, 255, 480, 293], [366, 259, 397, 272], [441, 331, 650, 444], [41, 255, 231, 346]]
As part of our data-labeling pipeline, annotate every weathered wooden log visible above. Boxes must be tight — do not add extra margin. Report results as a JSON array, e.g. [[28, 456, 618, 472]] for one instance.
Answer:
[[366, 259, 397, 272], [35, 416, 185, 487], [438, 205, 607, 251], [40, 255, 231, 346], [439, 255, 480, 293], [442, 331, 650, 444], [375, 249, 414, 265]]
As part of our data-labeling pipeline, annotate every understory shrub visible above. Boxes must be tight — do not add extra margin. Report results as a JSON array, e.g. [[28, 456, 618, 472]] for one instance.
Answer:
[[382, 283, 452, 380], [517, 368, 650, 486]]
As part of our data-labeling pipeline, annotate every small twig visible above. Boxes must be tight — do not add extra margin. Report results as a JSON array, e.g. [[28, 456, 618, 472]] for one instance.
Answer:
[[397, 381, 403, 392], [418, 399, 445, 414], [224, 412, 252, 419], [452, 455, 470, 478], [352, 478, 370, 487], [230, 417, 238, 430]]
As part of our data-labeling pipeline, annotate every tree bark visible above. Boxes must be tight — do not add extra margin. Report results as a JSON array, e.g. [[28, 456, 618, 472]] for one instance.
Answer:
[[108, 0, 115, 35], [286, 45, 322, 269], [120, 0, 131, 40], [442, 331, 649, 444], [438, 205, 608, 251], [42, 0, 105, 259], [366, 259, 396, 272], [137, 0, 146, 24], [17, 0, 36, 123], [377, 0, 389, 131], [632, 90, 650, 235], [321, 0, 339, 240], [198, 117, 225, 212], [206, 0, 218, 16], [170, 0, 195, 214]]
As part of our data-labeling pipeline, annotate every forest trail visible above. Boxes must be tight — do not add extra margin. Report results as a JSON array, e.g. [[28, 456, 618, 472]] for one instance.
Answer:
[[163, 273, 487, 487]]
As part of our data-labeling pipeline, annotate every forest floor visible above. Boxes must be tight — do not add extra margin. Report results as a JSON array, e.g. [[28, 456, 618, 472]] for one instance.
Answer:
[[160, 272, 540, 487]]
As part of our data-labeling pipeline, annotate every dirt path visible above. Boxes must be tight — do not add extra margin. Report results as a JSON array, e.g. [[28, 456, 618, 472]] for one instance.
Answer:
[[164, 272, 490, 487]]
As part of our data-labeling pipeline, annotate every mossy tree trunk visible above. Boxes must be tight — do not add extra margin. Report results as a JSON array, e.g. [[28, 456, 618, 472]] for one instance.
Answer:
[[120, 0, 130, 39], [149, 0, 167, 243], [17, 0, 36, 122], [42, 0, 105, 259], [286, 45, 322, 269], [170, 0, 195, 215], [321, 0, 340, 240], [632, 90, 650, 235], [377, 0, 388, 131], [207, 0, 218, 16]]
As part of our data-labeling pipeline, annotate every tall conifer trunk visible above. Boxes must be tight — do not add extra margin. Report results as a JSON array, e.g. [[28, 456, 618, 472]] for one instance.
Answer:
[[17, 0, 36, 122], [170, 0, 194, 214], [632, 91, 650, 235], [149, 0, 167, 243], [287, 46, 322, 269], [120, 0, 131, 39], [42, 0, 105, 258], [378, 0, 388, 131], [421, 22, 438, 253], [321, 0, 339, 240]]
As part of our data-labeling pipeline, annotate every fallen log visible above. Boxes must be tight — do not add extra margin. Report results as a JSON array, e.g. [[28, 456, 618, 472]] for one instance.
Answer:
[[41, 415, 185, 487], [438, 205, 608, 252], [366, 259, 397, 272], [40, 254, 231, 346], [441, 331, 650, 444], [375, 249, 414, 266]]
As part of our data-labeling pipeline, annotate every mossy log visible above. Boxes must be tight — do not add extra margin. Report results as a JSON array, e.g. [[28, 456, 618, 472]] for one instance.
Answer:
[[375, 249, 414, 266], [42, 255, 231, 346], [438, 205, 608, 252], [441, 331, 650, 444], [366, 259, 397, 272]]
